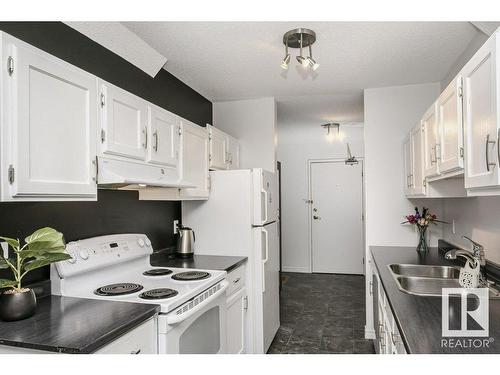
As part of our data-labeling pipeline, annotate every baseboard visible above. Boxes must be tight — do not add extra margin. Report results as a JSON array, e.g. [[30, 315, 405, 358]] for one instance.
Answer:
[[364, 327, 376, 340], [282, 266, 309, 273]]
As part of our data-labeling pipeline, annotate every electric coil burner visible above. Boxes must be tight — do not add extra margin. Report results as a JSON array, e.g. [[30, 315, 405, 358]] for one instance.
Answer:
[[172, 271, 211, 281], [139, 288, 179, 300], [94, 283, 143, 296], [143, 268, 173, 276]]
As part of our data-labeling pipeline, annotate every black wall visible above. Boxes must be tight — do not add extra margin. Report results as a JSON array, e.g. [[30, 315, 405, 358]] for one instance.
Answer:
[[0, 22, 212, 285]]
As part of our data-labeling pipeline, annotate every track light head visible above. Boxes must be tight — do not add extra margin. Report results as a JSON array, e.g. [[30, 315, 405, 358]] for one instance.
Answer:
[[281, 54, 291, 69], [296, 55, 308, 67], [307, 57, 319, 71]]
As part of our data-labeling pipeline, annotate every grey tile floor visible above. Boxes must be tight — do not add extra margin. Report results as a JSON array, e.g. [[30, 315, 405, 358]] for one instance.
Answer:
[[267, 272, 375, 354]]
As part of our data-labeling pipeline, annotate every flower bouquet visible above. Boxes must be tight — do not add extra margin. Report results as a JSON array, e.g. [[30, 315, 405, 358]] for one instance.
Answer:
[[402, 207, 447, 253]]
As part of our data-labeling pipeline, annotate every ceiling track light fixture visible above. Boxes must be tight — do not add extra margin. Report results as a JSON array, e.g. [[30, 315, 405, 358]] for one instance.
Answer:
[[321, 122, 340, 136], [281, 28, 319, 71]]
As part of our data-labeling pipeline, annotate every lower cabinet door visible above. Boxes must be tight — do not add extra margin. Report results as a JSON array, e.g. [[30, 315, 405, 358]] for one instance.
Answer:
[[95, 318, 158, 354], [226, 287, 247, 354]]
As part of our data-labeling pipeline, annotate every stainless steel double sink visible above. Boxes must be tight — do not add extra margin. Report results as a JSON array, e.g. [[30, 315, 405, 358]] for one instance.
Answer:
[[387, 264, 500, 299]]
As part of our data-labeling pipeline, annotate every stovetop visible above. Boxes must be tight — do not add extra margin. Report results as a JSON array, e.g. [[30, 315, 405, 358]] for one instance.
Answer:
[[51, 234, 226, 314]]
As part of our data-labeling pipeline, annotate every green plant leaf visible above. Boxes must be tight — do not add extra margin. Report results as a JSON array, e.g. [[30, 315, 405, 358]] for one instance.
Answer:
[[0, 256, 9, 269], [0, 237, 20, 250], [27, 239, 66, 253], [23, 253, 72, 272], [0, 279, 17, 288], [25, 227, 63, 246]]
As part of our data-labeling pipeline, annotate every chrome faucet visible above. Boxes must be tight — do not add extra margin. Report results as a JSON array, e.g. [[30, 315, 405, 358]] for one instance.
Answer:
[[462, 235, 486, 266], [445, 235, 486, 283]]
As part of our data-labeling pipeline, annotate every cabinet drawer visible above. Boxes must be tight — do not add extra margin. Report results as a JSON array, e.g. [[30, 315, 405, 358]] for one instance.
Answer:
[[226, 265, 245, 296], [95, 317, 157, 354]]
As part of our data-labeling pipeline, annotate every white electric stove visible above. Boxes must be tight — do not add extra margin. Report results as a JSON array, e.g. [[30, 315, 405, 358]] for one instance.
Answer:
[[50, 233, 228, 354]]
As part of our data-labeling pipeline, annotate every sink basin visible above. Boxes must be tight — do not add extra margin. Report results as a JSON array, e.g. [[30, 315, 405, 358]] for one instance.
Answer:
[[387, 264, 500, 299], [388, 264, 460, 279], [395, 276, 461, 297]]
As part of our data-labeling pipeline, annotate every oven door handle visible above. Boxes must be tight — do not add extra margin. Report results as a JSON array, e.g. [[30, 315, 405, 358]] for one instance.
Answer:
[[166, 280, 229, 325]]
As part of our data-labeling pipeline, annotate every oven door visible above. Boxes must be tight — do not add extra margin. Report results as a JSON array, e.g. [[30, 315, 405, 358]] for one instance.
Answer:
[[158, 280, 228, 354]]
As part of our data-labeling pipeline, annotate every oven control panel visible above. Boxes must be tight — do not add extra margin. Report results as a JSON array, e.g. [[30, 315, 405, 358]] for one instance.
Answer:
[[55, 234, 153, 278]]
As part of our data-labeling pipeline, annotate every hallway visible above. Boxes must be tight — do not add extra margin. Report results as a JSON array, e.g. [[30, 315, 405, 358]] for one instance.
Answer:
[[268, 272, 375, 354]]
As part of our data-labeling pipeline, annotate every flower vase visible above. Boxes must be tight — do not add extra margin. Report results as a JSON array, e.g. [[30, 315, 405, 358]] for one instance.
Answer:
[[416, 225, 429, 254]]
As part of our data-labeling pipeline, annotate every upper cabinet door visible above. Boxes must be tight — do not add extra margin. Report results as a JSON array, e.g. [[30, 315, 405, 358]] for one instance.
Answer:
[[208, 125, 228, 170], [2, 36, 97, 200], [422, 103, 440, 178], [180, 120, 210, 199], [99, 81, 148, 161], [411, 123, 426, 196], [147, 105, 180, 168], [403, 135, 413, 196], [463, 33, 500, 189], [227, 134, 240, 170], [438, 76, 464, 174]]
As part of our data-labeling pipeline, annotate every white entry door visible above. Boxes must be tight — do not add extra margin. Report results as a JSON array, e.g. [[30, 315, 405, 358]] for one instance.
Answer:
[[310, 161, 364, 274]]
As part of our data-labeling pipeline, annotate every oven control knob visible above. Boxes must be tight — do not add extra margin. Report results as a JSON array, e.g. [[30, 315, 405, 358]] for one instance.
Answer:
[[145, 238, 151, 247], [137, 238, 145, 247], [78, 250, 89, 260]]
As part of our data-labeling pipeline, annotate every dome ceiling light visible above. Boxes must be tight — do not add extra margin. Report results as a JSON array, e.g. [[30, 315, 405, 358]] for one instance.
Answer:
[[281, 28, 319, 71]]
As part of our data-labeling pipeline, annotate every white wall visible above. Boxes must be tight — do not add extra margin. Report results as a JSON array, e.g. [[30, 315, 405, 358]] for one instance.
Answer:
[[442, 197, 500, 265], [364, 82, 443, 252], [277, 122, 364, 273], [213, 97, 277, 172]]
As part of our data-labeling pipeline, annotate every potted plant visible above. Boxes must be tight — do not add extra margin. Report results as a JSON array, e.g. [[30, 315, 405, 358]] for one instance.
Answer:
[[402, 207, 447, 254], [0, 227, 71, 321]]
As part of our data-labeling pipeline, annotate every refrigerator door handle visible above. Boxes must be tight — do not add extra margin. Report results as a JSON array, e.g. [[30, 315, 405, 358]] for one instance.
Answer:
[[262, 227, 269, 292], [261, 189, 269, 224]]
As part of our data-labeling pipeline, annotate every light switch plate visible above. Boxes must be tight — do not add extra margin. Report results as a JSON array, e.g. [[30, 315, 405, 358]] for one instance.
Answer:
[[173, 220, 179, 234]]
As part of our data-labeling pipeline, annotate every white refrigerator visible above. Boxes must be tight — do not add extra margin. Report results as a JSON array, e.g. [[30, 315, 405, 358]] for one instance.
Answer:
[[182, 169, 280, 354]]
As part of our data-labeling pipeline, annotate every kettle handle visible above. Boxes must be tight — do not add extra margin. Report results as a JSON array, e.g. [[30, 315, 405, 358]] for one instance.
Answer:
[[193, 231, 195, 242]]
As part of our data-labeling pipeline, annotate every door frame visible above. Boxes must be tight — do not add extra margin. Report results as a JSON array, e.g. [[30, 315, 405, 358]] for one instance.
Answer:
[[307, 158, 366, 274]]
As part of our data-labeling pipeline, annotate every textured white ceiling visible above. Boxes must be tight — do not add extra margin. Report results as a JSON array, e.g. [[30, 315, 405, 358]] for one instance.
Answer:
[[123, 22, 480, 123]]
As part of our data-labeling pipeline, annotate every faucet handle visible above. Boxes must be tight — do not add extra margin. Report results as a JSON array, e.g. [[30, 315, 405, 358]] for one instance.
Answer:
[[462, 235, 483, 250], [462, 235, 486, 266]]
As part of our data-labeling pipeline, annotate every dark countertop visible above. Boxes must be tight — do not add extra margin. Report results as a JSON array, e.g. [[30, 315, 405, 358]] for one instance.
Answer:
[[371, 246, 500, 354], [0, 295, 159, 354], [150, 251, 247, 273]]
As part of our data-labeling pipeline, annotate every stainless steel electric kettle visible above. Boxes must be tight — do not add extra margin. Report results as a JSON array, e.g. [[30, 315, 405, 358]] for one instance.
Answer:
[[176, 225, 195, 258]]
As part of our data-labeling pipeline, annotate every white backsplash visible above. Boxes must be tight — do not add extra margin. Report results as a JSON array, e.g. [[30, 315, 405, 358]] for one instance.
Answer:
[[442, 196, 500, 266]]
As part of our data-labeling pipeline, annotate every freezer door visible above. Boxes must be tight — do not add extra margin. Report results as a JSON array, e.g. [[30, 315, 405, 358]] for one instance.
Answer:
[[253, 222, 280, 353], [252, 169, 279, 226]]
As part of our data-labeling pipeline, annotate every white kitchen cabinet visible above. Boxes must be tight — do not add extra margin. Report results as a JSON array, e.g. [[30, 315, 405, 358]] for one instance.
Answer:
[[437, 76, 464, 176], [207, 124, 240, 170], [225, 265, 247, 354], [99, 80, 148, 161], [371, 257, 406, 355], [147, 105, 180, 169], [180, 120, 210, 199], [422, 103, 440, 178], [410, 123, 426, 196], [0, 32, 98, 201], [95, 317, 158, 354], [208, 124, 228, 170], [139, 119, 210, 200], [463, 31, 500, 193], [227, 134, 240, 169], [403, 135, 413, 196]]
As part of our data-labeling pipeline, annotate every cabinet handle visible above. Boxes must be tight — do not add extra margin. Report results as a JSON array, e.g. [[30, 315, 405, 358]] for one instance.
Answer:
[[153, 130, 159, 152], [130, 349, 141, 354], [485, 134, 496, 172], [233, 277, 240, 284], [143, 128, 148, 149], [497, 129, 500, 166]]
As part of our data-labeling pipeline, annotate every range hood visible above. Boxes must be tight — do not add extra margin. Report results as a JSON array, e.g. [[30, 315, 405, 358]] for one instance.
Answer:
[[97, 157, 195, 189]]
